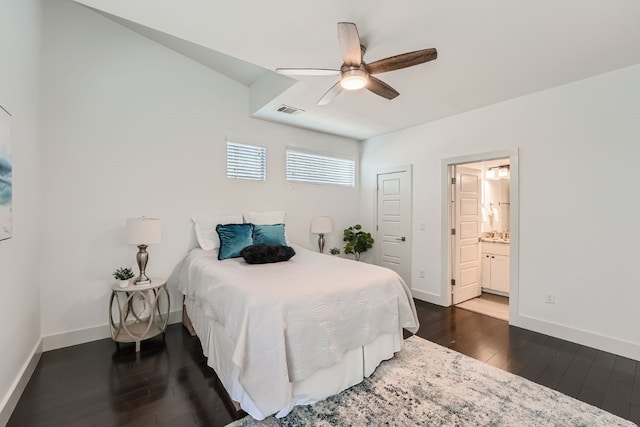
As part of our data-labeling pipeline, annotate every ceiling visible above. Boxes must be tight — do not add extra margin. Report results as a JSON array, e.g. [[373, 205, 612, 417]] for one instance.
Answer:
[[73, 0, 640, 141]]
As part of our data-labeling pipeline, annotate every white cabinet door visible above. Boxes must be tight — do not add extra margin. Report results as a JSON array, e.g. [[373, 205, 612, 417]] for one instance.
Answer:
[[481, 254, 491, 288], [491, 255, 510, 293]]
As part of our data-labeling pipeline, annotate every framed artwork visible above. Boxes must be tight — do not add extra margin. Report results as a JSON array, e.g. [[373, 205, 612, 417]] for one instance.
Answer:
[[0, 105, 12, 241]]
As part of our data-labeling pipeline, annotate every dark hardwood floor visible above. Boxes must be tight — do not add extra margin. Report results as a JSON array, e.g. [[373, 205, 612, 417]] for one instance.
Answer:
[[8, 300, 640, 426]]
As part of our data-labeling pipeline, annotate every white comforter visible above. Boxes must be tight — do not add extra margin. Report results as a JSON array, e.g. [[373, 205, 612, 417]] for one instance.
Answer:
[[170, 244, 419, 418]]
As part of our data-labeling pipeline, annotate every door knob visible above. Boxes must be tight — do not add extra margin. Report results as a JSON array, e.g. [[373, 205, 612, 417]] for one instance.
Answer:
[[396, 236, 406, 242]]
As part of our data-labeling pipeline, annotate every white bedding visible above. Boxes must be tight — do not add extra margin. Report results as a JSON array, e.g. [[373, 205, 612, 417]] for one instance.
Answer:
[[170, 244, 419, 419]]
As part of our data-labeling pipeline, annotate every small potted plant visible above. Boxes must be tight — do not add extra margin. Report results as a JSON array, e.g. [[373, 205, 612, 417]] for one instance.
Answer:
[[329, 247, 340, 255], [113, 267, 134, 288], [343, 224, 374, 261]]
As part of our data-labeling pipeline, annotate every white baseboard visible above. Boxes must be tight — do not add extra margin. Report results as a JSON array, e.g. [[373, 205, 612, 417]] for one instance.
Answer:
[[42, 309, 183, 351], [413, 291, 640, 361], [0, 338, 43, 426], [412, 289, 447, 306], [511, 313, 640, 362]]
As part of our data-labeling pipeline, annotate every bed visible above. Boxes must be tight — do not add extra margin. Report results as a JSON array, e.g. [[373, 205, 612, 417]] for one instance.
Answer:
[[168, 214, 419, 420]]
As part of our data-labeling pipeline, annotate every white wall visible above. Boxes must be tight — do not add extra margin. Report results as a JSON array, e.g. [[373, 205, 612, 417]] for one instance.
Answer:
[[40, 0, 360, 346], [361, 64, 640, 360], [0, 0, 43, 419]]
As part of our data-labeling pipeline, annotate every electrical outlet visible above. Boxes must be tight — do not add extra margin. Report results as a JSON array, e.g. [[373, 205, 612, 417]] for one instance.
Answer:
[[419, 269, 425, 278], [419, 221, 425, 230], [545, 293, 555, 304]]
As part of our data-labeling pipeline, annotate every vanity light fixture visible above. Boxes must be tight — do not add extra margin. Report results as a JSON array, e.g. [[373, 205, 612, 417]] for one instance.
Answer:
[[486, 165, 510, 180]]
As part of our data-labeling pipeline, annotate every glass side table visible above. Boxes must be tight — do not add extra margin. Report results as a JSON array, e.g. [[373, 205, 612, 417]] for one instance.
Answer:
[[109, 277, 170, 352]]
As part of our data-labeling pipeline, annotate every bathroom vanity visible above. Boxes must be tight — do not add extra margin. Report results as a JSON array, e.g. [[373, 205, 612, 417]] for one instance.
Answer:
[[481, 241, 510, 295]]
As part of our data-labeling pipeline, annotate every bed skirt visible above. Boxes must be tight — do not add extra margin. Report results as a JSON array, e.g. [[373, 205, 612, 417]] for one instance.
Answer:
[[183, 298, 403, 420]]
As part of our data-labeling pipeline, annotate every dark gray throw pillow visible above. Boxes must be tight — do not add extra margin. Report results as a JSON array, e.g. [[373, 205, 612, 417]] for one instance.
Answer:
[[240, 244, 296, 264]]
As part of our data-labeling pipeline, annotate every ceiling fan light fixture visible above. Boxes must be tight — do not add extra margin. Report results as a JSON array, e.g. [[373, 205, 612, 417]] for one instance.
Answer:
[[279, 23, 437, 105], [340, 68, 368, 90]]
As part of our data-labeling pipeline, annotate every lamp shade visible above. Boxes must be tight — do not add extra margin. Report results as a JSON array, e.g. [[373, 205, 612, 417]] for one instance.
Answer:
[[310, 216, 332, 234], [125, 217, 162, 245]]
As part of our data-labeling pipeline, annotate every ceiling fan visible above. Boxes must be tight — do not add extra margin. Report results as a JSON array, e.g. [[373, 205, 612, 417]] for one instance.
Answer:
[[276, 22, 437, 105]]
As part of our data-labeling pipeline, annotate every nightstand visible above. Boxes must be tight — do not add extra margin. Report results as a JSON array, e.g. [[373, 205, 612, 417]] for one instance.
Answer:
[[109, 277, 170, 352]]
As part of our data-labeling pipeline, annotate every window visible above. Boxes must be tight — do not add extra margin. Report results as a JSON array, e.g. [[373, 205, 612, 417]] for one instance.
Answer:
[[226, 141, 266, 181], [286, 148, 355, 187]]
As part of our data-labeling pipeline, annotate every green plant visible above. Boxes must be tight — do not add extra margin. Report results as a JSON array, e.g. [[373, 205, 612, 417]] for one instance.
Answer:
[[343, 224, 374, 261], [329, 247, 340, 255], [113, 267, 134, 280]]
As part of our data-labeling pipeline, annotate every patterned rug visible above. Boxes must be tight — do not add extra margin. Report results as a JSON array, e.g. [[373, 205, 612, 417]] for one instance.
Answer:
[[227, 335, 634, 426]]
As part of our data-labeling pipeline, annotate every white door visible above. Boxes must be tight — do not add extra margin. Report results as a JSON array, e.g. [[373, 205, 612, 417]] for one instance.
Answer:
[[452, 166, 481, 304], [376, 167, 412, 286]]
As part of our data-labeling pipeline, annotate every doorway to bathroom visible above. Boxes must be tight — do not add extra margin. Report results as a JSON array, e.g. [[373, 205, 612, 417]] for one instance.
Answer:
[[443, 151, 519, 322]]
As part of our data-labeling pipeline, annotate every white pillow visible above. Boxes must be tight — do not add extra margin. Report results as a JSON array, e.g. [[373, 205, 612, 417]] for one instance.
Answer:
[[243, 210, 286, 225], [192, 215, 243, 250]]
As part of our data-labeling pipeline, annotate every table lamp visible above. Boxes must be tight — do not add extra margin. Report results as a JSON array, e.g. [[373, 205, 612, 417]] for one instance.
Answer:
[[125, 217, 162, 285], [310, 216, 332, 253]]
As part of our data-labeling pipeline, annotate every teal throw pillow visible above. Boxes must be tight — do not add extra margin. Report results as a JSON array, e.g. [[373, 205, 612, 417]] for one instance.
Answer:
[[253, 223, 287, 246], [216, 223, 254, 260]]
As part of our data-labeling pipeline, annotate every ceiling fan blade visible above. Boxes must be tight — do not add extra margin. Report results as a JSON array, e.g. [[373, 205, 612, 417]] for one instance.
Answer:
[[317, 81, 343, 105], [337, 22, 362, 66], [276, 68, 340, 76], [366, 48, 437, 75], [366, 76, 399, 100]]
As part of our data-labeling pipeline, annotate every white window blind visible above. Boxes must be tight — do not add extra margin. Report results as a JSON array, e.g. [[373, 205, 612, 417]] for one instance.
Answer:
[[226, 141, 266, 181], [286, 148, 355, 187]]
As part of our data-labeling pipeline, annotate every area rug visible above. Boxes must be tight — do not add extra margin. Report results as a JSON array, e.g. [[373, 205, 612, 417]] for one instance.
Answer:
[[226, 335, 634, 426]]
